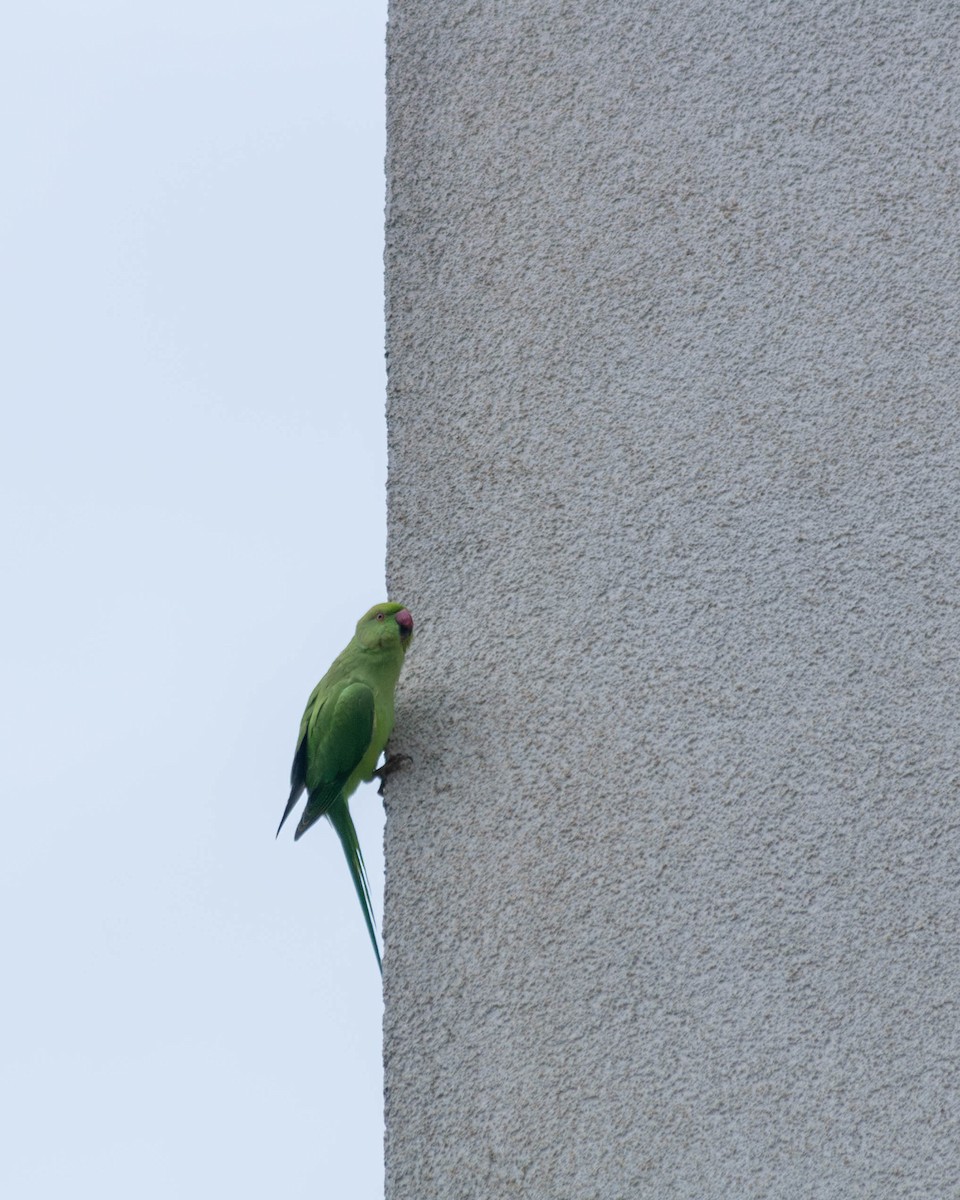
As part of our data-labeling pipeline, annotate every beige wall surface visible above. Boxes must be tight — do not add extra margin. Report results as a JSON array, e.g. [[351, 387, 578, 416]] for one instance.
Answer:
[[384, 4, 960, 1196]]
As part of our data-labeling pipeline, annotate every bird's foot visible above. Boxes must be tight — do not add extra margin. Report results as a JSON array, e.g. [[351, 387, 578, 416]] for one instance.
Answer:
[[375, 753, 412, 795]]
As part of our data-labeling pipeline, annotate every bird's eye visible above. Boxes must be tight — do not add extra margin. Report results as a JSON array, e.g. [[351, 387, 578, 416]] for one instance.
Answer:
[[376, 613, 385, 621]]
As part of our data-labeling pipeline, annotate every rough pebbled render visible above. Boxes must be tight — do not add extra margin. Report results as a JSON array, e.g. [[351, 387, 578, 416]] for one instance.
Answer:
[[383, 3, 960, 1197]]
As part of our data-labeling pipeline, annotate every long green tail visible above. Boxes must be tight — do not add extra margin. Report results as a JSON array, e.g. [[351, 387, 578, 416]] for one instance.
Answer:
[[325, 795, 382, 975]]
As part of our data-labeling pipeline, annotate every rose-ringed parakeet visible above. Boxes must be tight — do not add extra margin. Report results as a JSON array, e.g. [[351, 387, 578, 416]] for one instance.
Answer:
[[276, 602, 414, 973]]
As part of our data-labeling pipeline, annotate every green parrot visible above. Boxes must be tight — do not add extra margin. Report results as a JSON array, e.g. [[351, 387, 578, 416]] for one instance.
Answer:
[[276, 602, 414, 973]]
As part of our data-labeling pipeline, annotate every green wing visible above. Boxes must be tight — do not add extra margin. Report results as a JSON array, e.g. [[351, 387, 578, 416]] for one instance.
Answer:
[[275, 676, 382, 971], [294, 681, 375, 840], [276, 679, 376, 838], [326, 794, 382, 974], [275, 679, 324, 838]]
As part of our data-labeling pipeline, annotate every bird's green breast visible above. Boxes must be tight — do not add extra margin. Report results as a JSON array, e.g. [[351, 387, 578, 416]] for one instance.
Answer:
[[346, 645, 404, 785]]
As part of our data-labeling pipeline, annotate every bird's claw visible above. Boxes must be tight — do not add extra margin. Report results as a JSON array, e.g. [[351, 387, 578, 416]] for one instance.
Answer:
[[374, 753, 412, 795]]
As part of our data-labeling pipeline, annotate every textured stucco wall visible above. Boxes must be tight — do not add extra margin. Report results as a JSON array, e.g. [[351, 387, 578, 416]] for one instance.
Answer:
[[383, 3, 960, 1197]]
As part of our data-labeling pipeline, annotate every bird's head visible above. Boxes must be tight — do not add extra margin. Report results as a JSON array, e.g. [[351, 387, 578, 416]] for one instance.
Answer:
[[355, 602, 414, 654]]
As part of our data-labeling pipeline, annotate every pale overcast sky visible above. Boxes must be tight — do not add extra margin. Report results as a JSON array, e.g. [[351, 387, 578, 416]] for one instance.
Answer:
[[2, 4, 391, 1196]]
